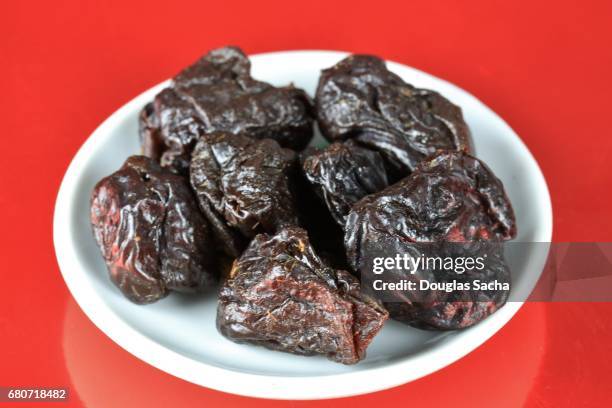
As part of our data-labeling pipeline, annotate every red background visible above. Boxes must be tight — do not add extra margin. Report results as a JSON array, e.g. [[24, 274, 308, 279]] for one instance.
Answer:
[[2, 0, 612, 406]]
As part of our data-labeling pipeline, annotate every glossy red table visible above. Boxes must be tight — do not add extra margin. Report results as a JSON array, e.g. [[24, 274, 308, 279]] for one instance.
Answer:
[[2, 1, 611, 406]]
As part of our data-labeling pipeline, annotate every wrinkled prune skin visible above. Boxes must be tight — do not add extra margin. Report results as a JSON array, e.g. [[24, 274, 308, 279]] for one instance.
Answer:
[[292, 148, 348, 269], [302, 140, 389, 226], [190, 132, 299, 257], [345, 151, 516, 329], [316, 55, 472, 179], [90, 156, 218, 304], [140, 46, 314, 174], [217, 227, 388, 364], [140, 88, 207, 173]]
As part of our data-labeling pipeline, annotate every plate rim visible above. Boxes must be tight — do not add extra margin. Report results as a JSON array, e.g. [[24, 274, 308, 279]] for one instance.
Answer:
[[53, 50, 553, 400]]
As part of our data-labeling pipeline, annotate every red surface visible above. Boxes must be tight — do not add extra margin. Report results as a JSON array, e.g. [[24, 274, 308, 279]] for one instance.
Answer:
[[2, 0, 612, 406]]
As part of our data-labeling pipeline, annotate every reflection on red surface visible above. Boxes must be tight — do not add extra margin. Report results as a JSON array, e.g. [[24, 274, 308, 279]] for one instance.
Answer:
[[526, 303, 612, 407], [61, 299, 545, 407]]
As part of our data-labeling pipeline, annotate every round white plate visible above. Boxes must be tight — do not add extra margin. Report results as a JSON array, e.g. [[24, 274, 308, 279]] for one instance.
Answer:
[[54, 50, 553, 400]]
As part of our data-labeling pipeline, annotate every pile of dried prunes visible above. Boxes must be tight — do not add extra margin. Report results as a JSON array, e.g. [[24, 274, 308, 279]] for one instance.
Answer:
[[90, 46, 516, 364]]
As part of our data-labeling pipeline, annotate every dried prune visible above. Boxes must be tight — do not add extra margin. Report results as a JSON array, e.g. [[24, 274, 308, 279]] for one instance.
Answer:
[[345, 151, 516, 329], [139, 88, 207, 173], [292, 149, 348, 269], [90, 156, 217, 304], [302, 140, 389, 226], [140, 46, 314, 174], [316, 55, 472, 179], [190, 132, 299, 257], [217, 226, 388, 364]]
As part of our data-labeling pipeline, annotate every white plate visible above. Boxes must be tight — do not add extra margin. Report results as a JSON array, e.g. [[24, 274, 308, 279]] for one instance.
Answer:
[[54, 50, 553, 400]]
